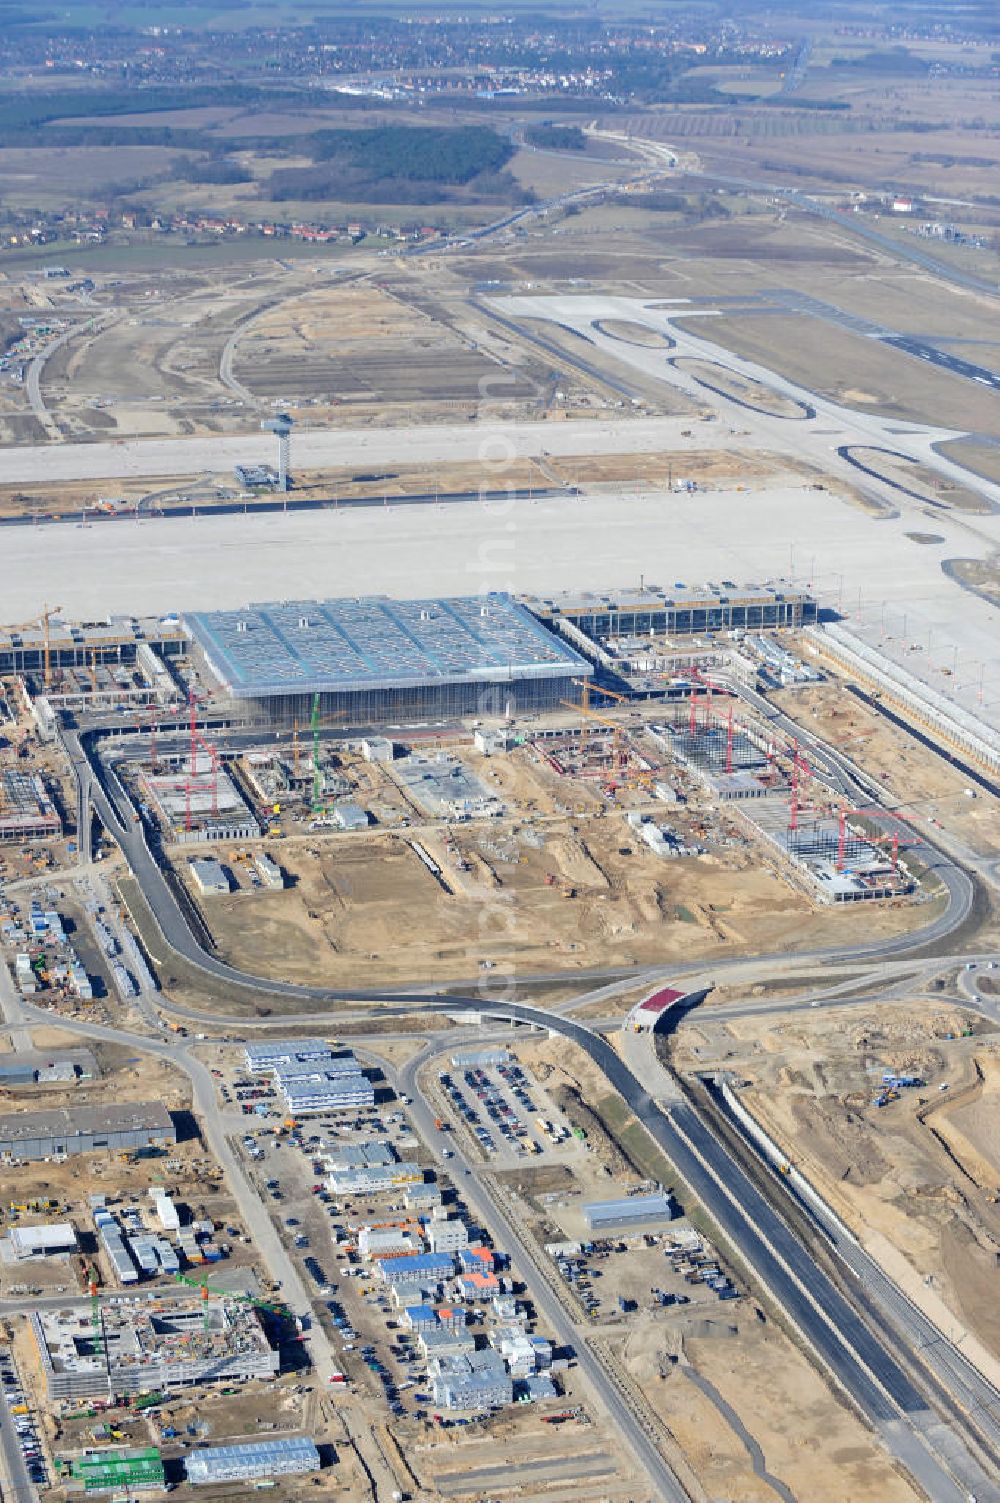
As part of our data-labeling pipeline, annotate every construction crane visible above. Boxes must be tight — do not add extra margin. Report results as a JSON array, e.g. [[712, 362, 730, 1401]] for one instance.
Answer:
[[572, 679, 633, 713], [311, 693, 322, 811], [560, 697, 623, 757], [172, 1271, 289, 1322], [87, 1265, 108, 1374], [836, 804, 902, 874], [310, 695, 347, 813], [7, 604, 63, 690]]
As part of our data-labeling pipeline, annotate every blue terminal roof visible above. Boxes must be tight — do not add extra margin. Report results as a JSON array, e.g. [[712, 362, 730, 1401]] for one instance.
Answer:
[[184, 593, 591, 699]]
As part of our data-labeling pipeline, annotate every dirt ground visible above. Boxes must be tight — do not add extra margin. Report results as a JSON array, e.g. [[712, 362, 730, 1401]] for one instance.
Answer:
[[770, 677, 1000, 856], [628, 1315, 923, 1503], [232, 280, 540, 415], [188, 735, 927, 988], [673, 999, 1000, 1363], [494, 1036, 924, 1503], [936, 437, 1000, 485]]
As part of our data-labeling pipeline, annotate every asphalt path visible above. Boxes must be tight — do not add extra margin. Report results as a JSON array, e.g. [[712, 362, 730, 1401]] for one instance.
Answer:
[[0, 1378, 36, 1503], [884, 335, 1000, 391], [55, 718, 1000, 1498], [707, 1077, 1000, 1484], [394, 1040, 692, 1502]]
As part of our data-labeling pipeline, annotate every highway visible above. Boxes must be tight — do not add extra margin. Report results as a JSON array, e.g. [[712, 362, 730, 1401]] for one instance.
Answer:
[[48, 715, 1000, 1499], [708, 1077, 1000, 1474], [17, 964, 996, 1501]]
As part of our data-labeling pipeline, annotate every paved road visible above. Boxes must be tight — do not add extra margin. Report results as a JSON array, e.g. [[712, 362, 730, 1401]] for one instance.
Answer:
[[56, 718, 1000, 1498], [0, 1376, 36, 1503], [66, 723, 980, 1026], [394, 1040, 692, 1502], [0, 950, 33, 1053], [709, 1076, 1000, 1488], [12, 997, 402, 1501], [33, 976, 990, 1501]]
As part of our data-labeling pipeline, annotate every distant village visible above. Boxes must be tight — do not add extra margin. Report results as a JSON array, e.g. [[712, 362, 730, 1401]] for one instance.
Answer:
[[0, 206, 448, 256]]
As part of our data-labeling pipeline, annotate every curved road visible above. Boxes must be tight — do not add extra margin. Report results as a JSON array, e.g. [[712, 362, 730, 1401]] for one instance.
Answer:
[[55, 720, 1000, 1501]]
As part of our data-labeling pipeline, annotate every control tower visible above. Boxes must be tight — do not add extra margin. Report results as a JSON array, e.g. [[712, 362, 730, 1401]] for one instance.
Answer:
[[261, 413, 293, 492]]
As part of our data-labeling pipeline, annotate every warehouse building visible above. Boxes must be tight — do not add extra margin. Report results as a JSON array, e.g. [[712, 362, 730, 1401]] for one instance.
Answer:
[[10, 1222, 78, 1260], [186, 1437, 321, 1486], [189, 857, 229, 895], [0, 1102, 175, 1161], [583, 1191, 676, 1231], [184, 592, 592, 726], [328, 1163, 423, 1197], [325, 1140, 396, 1172]]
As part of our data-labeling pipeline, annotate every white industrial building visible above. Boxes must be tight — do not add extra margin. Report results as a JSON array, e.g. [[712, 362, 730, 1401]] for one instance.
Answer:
[[150, 1190, 180, 1232], [10, 1222, 78, 1260], [282, 1070, 374, 1114], [244, 1039, 331, 1072], [582, 1191, 676, 1231], [189, 857, 229, 896], [327, 1164, 423, 1197], [255, 853, 284, 889], [427, 1219, 470, 1255], [361, 738, 394, 763], [243, 1039, 374, 1114], [358, 1226, 421, 1258]]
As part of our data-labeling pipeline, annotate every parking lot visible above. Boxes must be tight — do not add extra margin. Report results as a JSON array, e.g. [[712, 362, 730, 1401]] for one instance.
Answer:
[[552, 1231, 738, 1324], [0, 1346, 47, 1490], [436, 1053, 579, 1163]]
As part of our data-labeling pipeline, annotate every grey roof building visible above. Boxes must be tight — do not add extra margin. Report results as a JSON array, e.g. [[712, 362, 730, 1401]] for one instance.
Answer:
[[184, 593, 591, 724], [185, 1437, 320, 1485], [582, 1191, 676, 1231], [0, 1102, 175, 1161]]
